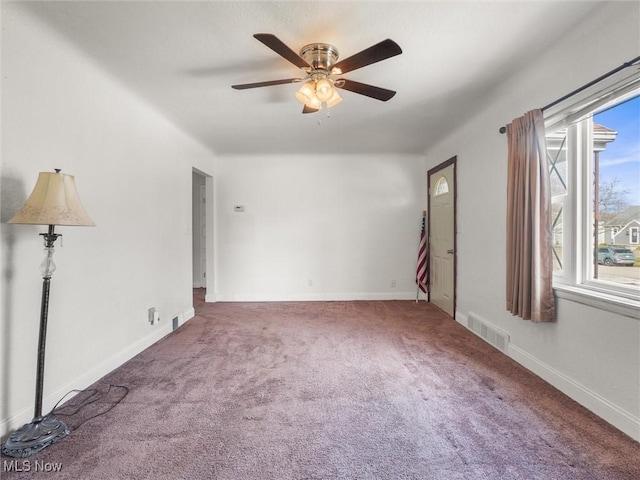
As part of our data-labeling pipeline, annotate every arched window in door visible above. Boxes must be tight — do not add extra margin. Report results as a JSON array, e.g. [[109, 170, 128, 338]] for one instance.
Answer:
[[434, 176, 449, 196]]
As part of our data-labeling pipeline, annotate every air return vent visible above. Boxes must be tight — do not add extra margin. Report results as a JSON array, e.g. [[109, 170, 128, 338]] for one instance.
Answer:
[[466, 312, 510, 353]]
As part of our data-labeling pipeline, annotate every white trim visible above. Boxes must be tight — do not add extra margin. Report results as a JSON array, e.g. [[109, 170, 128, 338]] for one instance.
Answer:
[[455, 311, 639, 441], [554, 284, 640, 319], [1, 305, 195, 439], [174, 306, 196, 329], [549, 94, 640, 304], [617, 219, 640, 232], [613, 220, 640, 245], [204, 292, 217, 303], [214, 291, 420, 302], [509, 344, 640, 441], [544, 73, 640, 132]]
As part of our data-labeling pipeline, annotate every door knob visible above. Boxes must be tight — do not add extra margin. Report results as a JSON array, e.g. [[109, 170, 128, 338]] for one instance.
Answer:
[[447, 249, 454, 254]]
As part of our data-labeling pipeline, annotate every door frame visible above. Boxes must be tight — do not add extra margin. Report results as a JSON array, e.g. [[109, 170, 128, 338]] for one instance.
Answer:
[[192, 167, 215, 301], [427, 156, 457, 316], [198, 183, 207, 287]]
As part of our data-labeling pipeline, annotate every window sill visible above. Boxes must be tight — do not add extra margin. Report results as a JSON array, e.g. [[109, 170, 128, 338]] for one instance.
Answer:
[[553, 284, 640, 319]]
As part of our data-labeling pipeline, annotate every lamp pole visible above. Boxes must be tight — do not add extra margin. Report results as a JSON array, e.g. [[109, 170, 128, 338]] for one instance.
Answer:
[[33, 225, 61, 420], [1, 226, 70, 458]]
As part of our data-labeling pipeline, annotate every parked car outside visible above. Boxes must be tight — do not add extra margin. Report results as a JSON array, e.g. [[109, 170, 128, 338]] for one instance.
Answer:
[[597, 246, 637, 266]]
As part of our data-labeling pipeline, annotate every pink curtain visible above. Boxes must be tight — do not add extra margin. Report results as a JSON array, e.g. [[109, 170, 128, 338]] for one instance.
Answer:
[[506, 109, 556, 322]]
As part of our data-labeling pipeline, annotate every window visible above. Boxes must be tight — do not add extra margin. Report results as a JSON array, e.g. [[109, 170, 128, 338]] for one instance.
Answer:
[[547, 128, 568, 271], [545, 88, 640, 311], [434, 176, 449, 196]]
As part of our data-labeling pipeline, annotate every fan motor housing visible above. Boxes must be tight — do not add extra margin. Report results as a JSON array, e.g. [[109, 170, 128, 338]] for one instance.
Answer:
[[299, 43, 339, 73]]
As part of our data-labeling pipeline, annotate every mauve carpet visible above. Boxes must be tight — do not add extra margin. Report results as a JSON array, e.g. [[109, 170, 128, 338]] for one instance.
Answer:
[[2, 290, 639, 479]]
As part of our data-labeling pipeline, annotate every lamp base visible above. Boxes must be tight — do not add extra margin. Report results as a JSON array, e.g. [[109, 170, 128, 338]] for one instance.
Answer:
[[1, 414, 69, 458]]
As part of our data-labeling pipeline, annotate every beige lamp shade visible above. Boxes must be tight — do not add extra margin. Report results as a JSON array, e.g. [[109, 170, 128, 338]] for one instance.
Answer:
[[9, 170, 94, 226]]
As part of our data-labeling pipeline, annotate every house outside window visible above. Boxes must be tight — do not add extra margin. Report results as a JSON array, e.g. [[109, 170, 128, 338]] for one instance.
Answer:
[[545, 89, 640, 309]]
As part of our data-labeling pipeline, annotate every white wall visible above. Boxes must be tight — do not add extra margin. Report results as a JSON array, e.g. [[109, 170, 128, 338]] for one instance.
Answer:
[[213, 154, 427, 301], [0, 5, 215, 436], [2, 0, 637, 444], [422, 2, 640, 439]]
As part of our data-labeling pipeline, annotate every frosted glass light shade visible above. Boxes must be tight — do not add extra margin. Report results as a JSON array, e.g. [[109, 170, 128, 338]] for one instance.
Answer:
[[326, 88, 343, 108], [315, 79, 333, 102], [295, 81, 317, 105], [9, 171, 94, 226], [305, 95, 322, 110]]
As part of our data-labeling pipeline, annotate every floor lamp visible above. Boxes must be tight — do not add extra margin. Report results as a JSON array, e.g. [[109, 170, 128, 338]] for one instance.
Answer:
[[1, 169, 94, 458]]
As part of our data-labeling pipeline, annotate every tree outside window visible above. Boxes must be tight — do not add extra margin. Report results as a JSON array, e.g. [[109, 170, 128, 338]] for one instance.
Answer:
[[547, 94, 639, 294]]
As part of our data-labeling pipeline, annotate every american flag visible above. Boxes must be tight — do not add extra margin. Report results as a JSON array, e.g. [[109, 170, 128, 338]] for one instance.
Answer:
[[416, 214, 428, 293]]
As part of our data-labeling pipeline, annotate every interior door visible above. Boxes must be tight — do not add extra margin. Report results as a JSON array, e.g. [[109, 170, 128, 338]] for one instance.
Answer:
[[199, 184, 207, 287], [428, 158, 456, 316]]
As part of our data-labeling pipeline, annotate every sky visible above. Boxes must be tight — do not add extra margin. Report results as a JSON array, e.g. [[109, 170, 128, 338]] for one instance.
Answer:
[[594, 94, 640, 206]]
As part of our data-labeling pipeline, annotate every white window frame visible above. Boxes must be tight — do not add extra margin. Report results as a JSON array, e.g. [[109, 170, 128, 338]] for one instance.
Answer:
[[547, 89, 640, 318]]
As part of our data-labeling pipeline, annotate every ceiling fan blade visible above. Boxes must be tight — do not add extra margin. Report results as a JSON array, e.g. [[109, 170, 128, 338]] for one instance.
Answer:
[[302, 105, 319, 114], [331, 39, 402, 74], [232, 78, 302, 90], [254, 33, 311, 70], [335, 79, 396, 101]]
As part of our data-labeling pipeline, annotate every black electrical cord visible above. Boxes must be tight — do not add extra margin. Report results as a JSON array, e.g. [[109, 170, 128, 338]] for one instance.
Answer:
[[50, 384, 129, 429]]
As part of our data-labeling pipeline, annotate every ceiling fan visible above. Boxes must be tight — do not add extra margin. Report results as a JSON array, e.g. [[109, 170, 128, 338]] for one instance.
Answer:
[[232, 34, 402, 113]]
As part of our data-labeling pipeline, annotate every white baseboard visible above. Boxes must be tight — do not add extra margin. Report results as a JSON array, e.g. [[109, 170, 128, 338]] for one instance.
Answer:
[[213, 291, 420, 302], [508, 344, 640, 441], [174, 306, 195, 328], [204, 292, 217, 303], [456, 311, 639, 441], [1, 305, 193, 439]]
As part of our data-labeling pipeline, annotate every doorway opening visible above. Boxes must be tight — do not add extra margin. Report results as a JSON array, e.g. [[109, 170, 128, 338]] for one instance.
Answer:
[[427, 156, 457, 317], [192, 168, 213, 300]]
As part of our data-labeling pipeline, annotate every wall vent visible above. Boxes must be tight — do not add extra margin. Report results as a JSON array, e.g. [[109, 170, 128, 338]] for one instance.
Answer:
[[466, 312, 510, 354]]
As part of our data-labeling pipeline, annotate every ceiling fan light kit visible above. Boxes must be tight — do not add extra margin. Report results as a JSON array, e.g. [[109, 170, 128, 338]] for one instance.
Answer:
[[232, 34, 402, 114], [326, 87, 343, 108], [295, 81, 322, 109], [315, 78, 334, 102], [294, 79, 342, 111]]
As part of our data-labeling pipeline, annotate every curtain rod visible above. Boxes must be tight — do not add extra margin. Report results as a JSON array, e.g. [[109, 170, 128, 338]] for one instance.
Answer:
[[499, 55, 640, 134]]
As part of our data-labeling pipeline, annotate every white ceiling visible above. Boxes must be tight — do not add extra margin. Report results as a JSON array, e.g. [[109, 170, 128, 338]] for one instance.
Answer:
[[14, 1, 602, 155]]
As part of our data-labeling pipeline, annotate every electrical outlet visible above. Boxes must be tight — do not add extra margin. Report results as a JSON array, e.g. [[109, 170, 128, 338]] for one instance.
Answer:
[[391, 280, 396, 288], [148, 307, 160, 325]]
